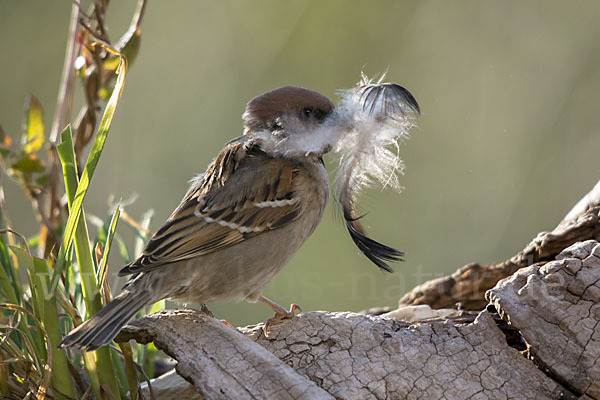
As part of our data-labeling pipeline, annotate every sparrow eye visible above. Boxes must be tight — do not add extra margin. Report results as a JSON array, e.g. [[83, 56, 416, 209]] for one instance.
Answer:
[[302, 107, 314, 119]]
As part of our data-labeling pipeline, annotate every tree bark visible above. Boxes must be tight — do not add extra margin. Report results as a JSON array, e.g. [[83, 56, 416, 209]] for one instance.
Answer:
[[487, 240, 600, 399], [117, 310, 333, 400]]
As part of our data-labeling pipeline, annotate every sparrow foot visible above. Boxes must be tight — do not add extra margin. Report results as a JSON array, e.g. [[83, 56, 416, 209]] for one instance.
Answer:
[[220, 319, 234, 328], [200, 304, 234, 328], [259, 296, 302, 337]]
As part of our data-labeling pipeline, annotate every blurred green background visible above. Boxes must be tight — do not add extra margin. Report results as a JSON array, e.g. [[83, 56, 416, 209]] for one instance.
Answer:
[[1, 1, 600, 326]]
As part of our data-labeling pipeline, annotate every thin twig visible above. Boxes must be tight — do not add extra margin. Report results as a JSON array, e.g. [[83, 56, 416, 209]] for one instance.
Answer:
[[131, 0, 148, 32], [93, 0, 111, 43], [120, 210, 151, 237], [78, 18, 106, 42]]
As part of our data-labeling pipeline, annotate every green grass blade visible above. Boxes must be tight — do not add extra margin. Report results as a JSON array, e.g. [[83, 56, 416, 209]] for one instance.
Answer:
[[32, 257, 76, 399], [0, 303, 53, 399], [0, 249, 18, 306], [118, 342, 139, 400], [57, 125, 121, 399], [8, 246, 45, 359], [110, 347, 129, 397], [0, 226, 22, 305], [50, 48, 127, 296], [97, 207, 120, 291], [8, 249, 76, 398], [56, 127, 99, 309]]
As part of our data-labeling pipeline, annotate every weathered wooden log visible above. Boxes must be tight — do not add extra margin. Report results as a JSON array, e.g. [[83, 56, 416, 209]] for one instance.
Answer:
[[398, 179, 600, 311], [119, 179, 600, 399]]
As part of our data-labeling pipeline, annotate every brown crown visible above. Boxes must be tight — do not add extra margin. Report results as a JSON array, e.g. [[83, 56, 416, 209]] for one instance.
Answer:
[[244, 86, 334, 129]]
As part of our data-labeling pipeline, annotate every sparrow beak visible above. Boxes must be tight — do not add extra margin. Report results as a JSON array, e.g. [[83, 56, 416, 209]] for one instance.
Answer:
[[305, 143, 332, 158]]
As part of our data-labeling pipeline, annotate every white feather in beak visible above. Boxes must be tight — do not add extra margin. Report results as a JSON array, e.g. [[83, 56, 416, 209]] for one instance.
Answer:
[[329, 74, 420, 271]]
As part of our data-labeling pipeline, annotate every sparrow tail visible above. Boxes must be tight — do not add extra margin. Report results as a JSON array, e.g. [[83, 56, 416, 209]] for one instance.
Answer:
[[58, 289, 153, 351]]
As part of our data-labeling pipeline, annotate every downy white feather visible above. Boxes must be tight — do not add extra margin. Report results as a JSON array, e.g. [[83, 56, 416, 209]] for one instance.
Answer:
[[333, 73, 419, 205], [330, 74, 420, 271]]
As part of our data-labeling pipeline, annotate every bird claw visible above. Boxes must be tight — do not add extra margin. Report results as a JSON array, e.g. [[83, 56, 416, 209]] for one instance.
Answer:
[[262, 303, 302, 337], [220, 319, 234, 329], [200, 304, 233, 328]]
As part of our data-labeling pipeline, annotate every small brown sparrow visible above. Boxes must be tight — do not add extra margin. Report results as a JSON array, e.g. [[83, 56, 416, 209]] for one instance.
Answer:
[[61, 86, 335, 350], [60, 81, 419, 351]]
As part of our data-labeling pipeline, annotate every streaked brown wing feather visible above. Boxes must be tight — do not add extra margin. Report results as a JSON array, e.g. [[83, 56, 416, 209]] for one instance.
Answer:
[[119, 138, 301, 276]]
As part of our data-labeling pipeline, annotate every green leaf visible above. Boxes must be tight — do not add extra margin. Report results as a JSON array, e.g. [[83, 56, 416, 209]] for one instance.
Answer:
[[22, 94, 45, 154], [11, 153, 45, 173]]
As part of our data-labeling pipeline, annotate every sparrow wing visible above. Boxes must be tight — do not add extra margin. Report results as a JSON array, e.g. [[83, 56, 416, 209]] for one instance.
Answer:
[[119, 138, 301, 276]]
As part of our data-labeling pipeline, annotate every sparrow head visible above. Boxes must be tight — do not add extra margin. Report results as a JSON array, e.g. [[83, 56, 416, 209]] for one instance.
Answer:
[[242, 86, 335, 158]]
